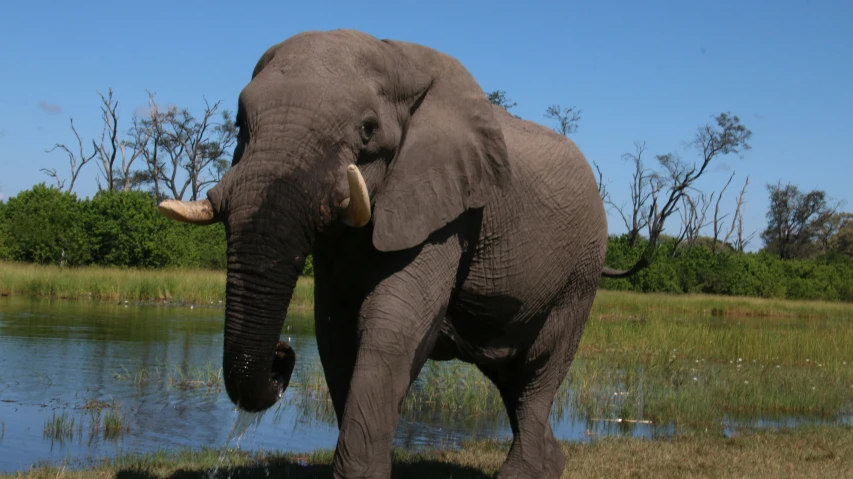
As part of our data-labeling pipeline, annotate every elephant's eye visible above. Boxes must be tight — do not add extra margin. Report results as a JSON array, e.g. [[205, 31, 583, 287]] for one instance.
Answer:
[[359, 120, 378, 143]]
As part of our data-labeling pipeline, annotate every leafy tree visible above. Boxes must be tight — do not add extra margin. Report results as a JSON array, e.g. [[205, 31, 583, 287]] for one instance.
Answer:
[[544, 104, 581, 136], [0, 199, 9, 260], [485, 90, 517, 110], [827, 212, 853, 257], [760, 181, 838, 259]]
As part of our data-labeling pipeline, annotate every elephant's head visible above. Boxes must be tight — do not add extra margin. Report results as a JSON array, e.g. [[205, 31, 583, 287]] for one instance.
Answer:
[[158, 29, 510, 412]]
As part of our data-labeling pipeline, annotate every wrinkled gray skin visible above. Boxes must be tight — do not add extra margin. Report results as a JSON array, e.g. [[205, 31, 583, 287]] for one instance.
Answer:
[[161, 29, 641, 479]]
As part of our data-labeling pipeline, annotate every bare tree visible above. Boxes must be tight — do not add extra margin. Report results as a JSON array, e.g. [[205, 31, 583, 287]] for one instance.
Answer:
[[42, 118, 97, 193], [39, 167, 65, 191], [711, 172, 735, 253], [544, 104, 582, 136], [91, 88, 150, 192], [141, 95, 236, 201], [734, 215, 756, 253], [606, 141, 658, 247], [609, 113, 752, 276], [723, 175, 751, 252], [127, 92, 166, 200], [592, 160, 609, 203], [646, 114, 751, 251], [674, 190, 713, 252]]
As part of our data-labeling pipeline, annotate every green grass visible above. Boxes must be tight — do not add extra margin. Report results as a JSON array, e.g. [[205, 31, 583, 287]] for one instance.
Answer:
[[576, 292, 853, 429], [43, 411, 76, 442], [273, 291, 853, 434], [0, 260, 314, 310], [7, 424, 853, 478], [42, 400, 131, 445], [113, 359, 224, 392], [4, 260, 853, 319]]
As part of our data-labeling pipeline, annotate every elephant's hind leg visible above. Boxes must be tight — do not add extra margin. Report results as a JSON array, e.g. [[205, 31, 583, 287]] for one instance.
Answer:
[[478, 294, 596, 479]]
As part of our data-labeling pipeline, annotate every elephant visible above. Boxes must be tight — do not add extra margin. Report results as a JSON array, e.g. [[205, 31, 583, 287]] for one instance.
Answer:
[[159, 29, 643, 479]]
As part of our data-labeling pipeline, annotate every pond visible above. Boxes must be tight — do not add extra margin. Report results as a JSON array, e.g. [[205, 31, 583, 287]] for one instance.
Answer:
[[1, 295, 851, 473]]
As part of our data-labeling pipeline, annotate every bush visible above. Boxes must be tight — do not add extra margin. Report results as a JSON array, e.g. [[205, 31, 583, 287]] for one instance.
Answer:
[[0, 184, 312, 275], [601, 233, 853, 302], [86, 190, 175, 268], [1, 184, 91, 265]]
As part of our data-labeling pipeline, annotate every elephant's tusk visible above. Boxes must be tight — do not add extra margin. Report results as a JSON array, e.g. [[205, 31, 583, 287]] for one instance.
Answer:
[[158, 198, 219, 225], [340, 164, 371, 227]]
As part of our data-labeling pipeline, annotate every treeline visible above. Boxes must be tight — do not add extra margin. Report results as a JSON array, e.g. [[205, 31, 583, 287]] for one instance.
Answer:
[[4, 86, 850, 302], [3, 184, 852, 302], [0, 184, 227, 269], [603, 234, 853, 302]]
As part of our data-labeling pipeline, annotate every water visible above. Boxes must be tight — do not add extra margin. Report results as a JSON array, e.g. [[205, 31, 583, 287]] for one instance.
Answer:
[[1, 295, 842, 473]]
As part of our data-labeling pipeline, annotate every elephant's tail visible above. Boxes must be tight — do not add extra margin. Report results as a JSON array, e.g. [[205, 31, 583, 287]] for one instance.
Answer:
[[600, 258, 650, 279]]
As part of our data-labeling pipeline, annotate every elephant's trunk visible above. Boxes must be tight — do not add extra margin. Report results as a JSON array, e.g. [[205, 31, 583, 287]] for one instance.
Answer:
[[222, 267, 297, 411], [220, 187, 313, 412]]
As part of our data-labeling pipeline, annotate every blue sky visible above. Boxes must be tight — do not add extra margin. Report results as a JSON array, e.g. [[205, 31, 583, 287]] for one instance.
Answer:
[[1, 0, 851, 250]]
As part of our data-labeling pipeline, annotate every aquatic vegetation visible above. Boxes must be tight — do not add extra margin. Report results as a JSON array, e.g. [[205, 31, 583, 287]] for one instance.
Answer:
[[113, 360, 224, 392], [274, 298, 853, 435], [43, 411, 76, 442]]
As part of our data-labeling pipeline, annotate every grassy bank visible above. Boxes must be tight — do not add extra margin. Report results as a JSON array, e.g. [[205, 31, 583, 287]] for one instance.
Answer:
[[6, 425, 853, 478], [0, 261, 313, 310], [5, 260, 853, 317]]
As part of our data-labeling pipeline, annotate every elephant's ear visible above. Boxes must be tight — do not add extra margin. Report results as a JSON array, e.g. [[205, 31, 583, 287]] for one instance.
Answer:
[[370, 40, 511, 252]]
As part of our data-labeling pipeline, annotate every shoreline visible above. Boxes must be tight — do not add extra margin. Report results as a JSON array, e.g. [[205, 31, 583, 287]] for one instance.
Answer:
[[4, 424, 852, 478]]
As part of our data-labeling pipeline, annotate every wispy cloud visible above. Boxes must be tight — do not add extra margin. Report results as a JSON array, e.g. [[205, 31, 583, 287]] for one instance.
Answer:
[[714, 162, 733, 172], [753, 113, 767, 121], [134, 102, 178, 119], [38, 101, 62, 114], [0, 193, 7, 202], [134, 105, 151, 118]]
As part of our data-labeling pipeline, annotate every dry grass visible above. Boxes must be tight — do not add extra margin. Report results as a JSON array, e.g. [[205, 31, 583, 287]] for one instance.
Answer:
[[6, 425, 853, 478]]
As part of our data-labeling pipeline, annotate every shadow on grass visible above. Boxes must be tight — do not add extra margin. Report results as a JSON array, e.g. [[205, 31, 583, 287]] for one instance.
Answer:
[[114, 458, 492, 479]]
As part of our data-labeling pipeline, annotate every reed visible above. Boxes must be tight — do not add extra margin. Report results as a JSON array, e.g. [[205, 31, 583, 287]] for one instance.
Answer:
[[113, 359, 223, 392], [278, 297, 853, 434], [43, 411, 77, 442], [0, 261, 314, 310], [4, 259, 853, 319]]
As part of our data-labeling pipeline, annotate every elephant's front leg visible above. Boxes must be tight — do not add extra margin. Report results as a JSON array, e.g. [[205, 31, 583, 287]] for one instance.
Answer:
[[314, 268, 361, 426], [331, 239, 461, 479]]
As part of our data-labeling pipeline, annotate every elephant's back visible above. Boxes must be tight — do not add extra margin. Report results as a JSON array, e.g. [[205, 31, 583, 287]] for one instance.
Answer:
[[459, 106, 608, 317], [489, 105, 606, 236]]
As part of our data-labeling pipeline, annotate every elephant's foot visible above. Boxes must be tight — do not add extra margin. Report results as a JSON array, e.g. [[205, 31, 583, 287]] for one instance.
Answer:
[[332, 460, 391, 479], [496, 434, 565, 479]]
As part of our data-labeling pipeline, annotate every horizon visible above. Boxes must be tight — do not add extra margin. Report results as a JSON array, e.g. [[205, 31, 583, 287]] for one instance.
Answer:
[[2, 0, 851, 252]]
